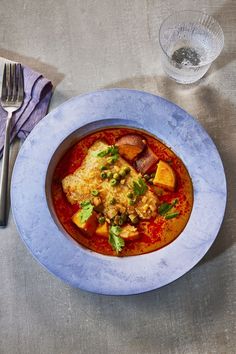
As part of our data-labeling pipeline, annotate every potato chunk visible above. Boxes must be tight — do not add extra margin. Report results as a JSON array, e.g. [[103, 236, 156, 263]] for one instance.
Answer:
[[72, 210, 98, 236], [116, 134, 146, 161], [153, 160, 176, 191], [96, 222, 109, 238]]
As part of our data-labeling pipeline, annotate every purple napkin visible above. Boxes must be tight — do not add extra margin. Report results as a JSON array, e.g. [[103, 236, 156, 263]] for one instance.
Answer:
[[0, 65, 53, 158]]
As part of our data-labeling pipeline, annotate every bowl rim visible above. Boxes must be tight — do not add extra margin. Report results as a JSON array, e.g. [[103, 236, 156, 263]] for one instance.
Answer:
[[10, 88, 227, 295]]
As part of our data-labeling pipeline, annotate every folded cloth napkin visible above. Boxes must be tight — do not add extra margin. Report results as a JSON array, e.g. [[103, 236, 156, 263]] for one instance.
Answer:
[[0, 63, 53, 158]]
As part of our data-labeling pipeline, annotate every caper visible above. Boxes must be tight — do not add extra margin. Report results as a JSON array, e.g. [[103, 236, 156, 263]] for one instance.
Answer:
[[101, 172, 107, 179], [150, 172, 155, 178], [127, 192, 134, 199], [110, 197, 116, 205], [98, 216, 105, 224], [110, 178, 118, 186], [100, 165, 108, 171], [107, 171, 113, 179], [144, 174, 150, 180], [113, 215, 125, 226], [124, 166, 131, 174], [118, 217, 125, 226], [91, 190, 99, 196]]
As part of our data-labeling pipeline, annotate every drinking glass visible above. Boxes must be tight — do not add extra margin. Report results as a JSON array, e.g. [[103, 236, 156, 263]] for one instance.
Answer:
[[159, 11, 224, 84]]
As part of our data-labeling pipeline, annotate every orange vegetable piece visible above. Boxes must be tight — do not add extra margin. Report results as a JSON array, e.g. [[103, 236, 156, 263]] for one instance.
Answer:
[[153, 160, 176, 191], [96, 222, 109, 238], [72, 210, 98, 237]]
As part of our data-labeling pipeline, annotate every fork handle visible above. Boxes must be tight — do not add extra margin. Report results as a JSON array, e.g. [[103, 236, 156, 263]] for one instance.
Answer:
[[0, 112, 12, 227]]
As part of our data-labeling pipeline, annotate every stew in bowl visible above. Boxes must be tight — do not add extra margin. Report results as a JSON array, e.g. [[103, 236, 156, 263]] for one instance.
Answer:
[[51, 128, 193, 256]]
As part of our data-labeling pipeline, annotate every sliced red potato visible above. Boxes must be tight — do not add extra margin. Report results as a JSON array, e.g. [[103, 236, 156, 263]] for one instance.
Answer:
[[72, 210, 98, 237], [96, 222, 109, 238], [116, 134, 146, 161], [153, 160, 176, 191], [135, 147, 158, 174], [119, 225, 140, 240]]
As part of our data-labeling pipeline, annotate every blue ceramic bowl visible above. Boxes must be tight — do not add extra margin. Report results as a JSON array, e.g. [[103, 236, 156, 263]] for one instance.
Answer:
[[11, 89, 226, 295]]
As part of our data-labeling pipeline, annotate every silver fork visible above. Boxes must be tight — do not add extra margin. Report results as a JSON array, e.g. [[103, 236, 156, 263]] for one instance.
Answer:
[[0, 63, 24, 226]]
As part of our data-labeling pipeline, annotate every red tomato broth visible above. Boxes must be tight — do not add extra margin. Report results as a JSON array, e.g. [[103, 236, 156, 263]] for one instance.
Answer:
[[51, 128, 193, 256]]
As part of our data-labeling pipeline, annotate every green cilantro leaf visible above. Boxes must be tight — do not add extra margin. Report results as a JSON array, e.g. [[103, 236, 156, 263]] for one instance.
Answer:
[[165, 211, 180, 219], [110, 225, 121, 236], [133, 177, 148, 196], [109, 225, 125, 254], [97, 149, 109, 157], [158, 202, 172, 215], [158, 199, 178, 215], [108, 145, 119, 155], [107, 155, 119, 164], [97, 145, 119, 157], [80, 200, 91, 208], [79, 200, 94, 223]]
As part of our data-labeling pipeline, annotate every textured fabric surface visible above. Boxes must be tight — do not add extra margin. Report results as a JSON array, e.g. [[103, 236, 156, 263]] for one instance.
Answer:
[[0, 64, 52, 158], [0, 1, 235, 353]]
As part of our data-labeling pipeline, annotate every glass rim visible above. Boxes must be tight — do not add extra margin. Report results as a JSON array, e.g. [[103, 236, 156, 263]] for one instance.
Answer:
[[159, 10, 224, 68]]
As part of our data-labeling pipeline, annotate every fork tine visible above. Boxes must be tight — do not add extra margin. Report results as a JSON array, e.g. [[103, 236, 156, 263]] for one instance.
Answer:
[[1, 64, 7, 101], [12, 63, 17, 101], [16, 64, 24, 102], [6, 64, 11, 100]]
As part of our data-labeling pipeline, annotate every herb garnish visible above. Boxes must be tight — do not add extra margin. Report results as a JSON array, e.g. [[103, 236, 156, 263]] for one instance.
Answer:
[[158, 199, 179, 219], [80, 200, 91, 207], [79, 200, 94, 223], [107, 155, 119, 164], [165, 212, 180, 220], [97, 145, 119, 157], [158, 199, 178, 215], [133, 177, 148, 196], [109, 225, 125, 254]]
